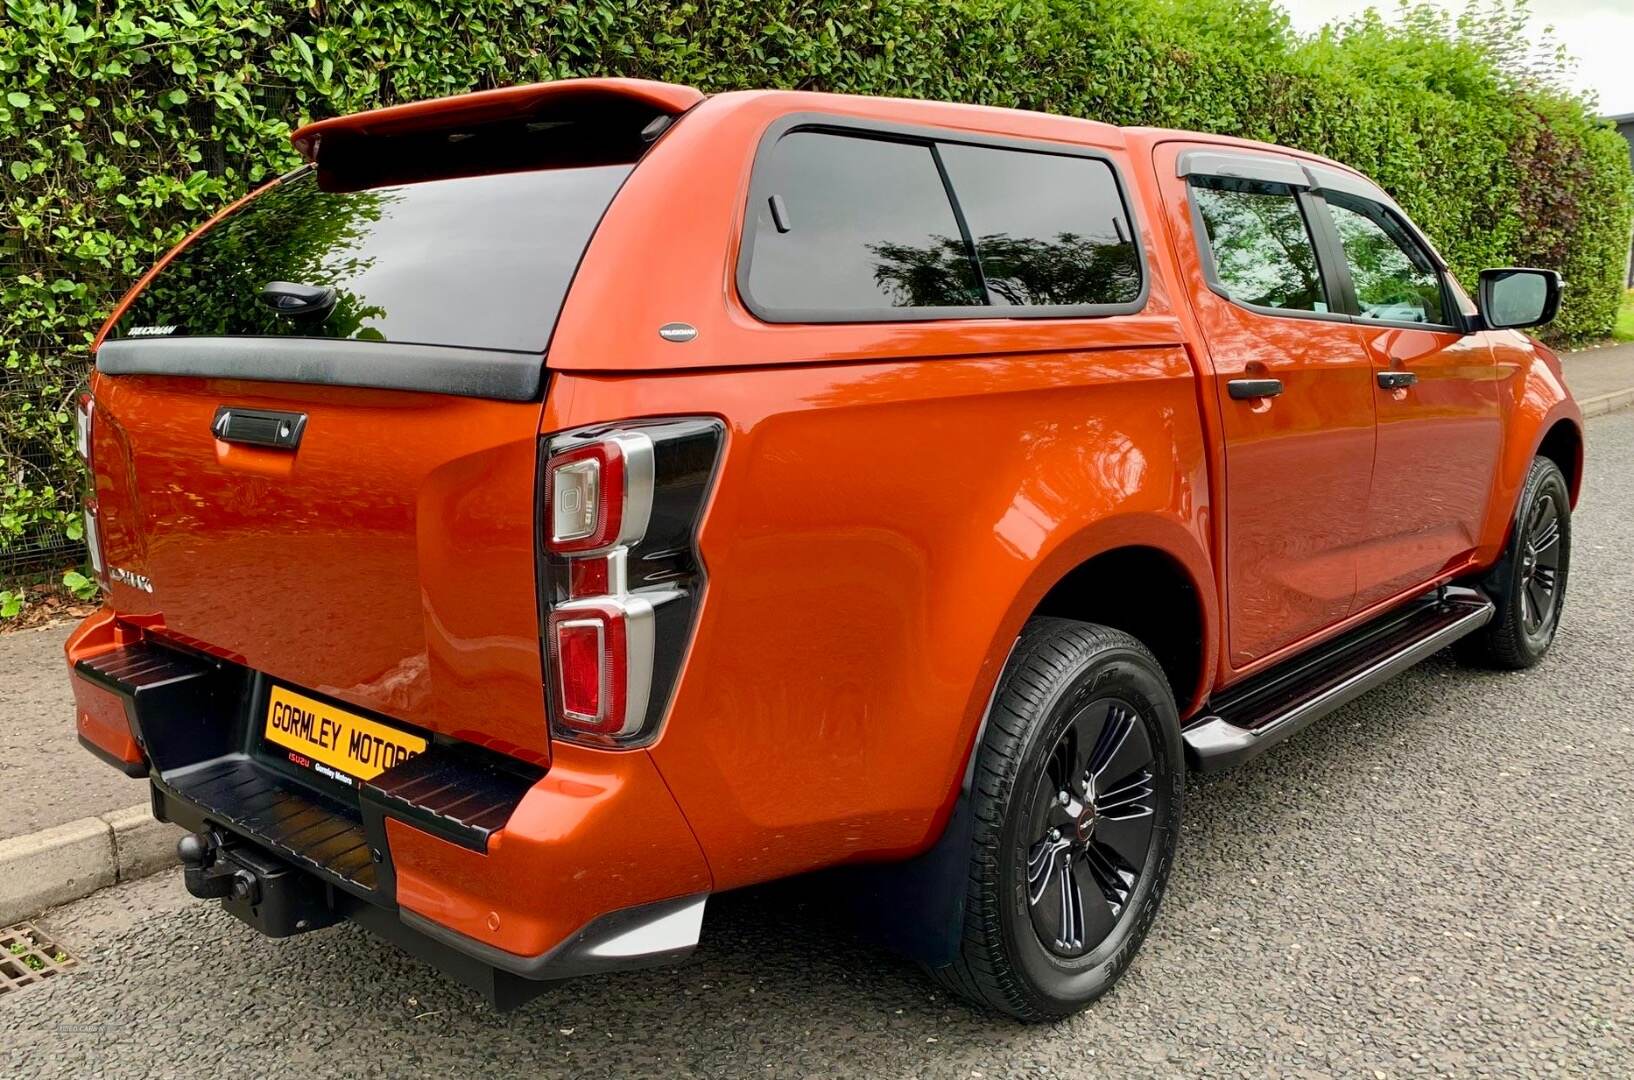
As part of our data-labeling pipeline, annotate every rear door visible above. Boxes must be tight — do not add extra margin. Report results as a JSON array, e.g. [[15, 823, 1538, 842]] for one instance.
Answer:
[[1155, 144, 1377, 669], [1309, 185, 1502, 608]]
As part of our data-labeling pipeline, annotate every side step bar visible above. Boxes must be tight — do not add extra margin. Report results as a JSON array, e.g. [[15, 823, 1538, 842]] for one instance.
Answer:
[[1184, 586, 1494, 772]]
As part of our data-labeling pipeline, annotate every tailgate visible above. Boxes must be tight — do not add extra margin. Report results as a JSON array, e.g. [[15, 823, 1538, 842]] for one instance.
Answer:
[[89, 371, 550, 761]]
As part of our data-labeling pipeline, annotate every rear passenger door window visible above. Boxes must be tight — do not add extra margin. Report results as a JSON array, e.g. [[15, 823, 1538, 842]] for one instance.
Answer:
[[1190, 178, 1329, 313], [739, 124, 1145, 321], [1323, 195, 1449, 325]]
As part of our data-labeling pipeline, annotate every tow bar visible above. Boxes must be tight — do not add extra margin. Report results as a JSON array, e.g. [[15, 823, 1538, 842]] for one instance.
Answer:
[[177, 829, 340, 938]]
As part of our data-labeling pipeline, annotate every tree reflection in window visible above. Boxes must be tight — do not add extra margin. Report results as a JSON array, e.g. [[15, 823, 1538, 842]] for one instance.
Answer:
[[869, 231, 1140, 308], [120, 173, 392, 341], [1326, 196, 1447, 324], [1193, 180, 1328, 313]]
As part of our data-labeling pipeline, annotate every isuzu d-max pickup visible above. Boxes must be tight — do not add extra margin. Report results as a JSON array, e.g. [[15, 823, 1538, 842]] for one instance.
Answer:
[[65, 78, 1580, 1020]]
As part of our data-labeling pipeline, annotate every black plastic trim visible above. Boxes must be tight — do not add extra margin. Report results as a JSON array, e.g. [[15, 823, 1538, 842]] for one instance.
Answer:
[[97, 336, 544, 402], [211, 406, 307, 449], [735, 112, 1151, 325], [77, 733, 149, 777], [1183, 586, 1494, 771], [398, 892, 707, 981], [361, 748, 545, 854]]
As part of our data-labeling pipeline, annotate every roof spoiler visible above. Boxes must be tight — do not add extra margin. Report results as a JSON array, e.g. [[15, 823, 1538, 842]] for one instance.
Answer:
[[289, 78, 704, 163]]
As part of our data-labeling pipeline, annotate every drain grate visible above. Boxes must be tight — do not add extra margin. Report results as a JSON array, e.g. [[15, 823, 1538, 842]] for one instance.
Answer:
[[0, 923, 77, 997]]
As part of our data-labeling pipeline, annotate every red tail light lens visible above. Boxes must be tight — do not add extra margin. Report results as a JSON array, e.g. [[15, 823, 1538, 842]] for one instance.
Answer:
[[549, 605, 626, 733]]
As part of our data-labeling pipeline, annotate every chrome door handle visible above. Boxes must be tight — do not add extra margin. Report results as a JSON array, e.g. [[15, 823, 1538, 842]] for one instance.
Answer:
[[1377, 370, 1417, 390], [1227, 378, 1284, 400]]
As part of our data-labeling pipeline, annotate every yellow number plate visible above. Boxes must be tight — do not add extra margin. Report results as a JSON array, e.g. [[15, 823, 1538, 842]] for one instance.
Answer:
[[263, 685, 426, 784]]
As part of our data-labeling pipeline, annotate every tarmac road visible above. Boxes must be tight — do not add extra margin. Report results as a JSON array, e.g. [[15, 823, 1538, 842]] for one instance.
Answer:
[[5, 411, 1632, 1078]]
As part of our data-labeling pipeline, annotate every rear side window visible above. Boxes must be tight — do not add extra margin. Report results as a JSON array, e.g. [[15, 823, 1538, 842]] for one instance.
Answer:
[[744, 133, 983, 314], [1324, 195, 1449, 326], [740, 126, 1145, 321], [935, 144, 1140, 307], [114, 164, 632, 353], [1191, 178, 1329, 314]]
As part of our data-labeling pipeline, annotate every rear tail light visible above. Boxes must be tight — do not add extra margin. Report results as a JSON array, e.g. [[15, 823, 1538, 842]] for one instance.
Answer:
[[76, 393, 108, 587], [75, 393, 94, 463], [545, 433, 653, 555], [538, 419, 723, 748]]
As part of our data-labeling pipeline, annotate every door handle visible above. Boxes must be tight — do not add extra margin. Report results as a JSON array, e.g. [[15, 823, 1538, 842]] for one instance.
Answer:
[[1377, 370, 1417, 390], [1227, 378, 1284, 400]]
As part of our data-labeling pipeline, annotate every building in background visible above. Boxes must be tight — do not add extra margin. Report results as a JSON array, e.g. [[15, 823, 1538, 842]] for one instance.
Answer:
[[1615, 113, 1634, 287]]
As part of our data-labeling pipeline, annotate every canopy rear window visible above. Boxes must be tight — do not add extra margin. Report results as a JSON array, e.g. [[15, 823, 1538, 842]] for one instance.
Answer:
[[114, 163, 633, 354]]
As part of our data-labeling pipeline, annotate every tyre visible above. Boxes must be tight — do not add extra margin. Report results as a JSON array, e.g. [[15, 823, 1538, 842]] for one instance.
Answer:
[[1460, 455, 1571, 670], [931, 618, 1183, 1021]]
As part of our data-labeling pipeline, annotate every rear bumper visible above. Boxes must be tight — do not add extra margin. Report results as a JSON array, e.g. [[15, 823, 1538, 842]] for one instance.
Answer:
[[66, 610, 712, 1007]]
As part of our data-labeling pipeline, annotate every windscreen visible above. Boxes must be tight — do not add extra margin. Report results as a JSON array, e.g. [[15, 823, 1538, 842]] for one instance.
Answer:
[[114, 163, 633, 353]]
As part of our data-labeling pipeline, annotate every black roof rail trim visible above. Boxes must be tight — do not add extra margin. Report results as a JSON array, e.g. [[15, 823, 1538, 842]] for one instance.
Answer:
[[97, 336, 544, 402]]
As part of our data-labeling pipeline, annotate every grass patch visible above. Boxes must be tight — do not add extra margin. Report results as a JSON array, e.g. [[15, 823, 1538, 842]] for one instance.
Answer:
[[1615, 289, 1634, 343]]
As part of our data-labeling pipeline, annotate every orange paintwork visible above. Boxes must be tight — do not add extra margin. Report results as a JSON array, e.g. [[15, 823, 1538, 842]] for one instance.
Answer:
[[288, 77, 704, 161], [65, 607, 146, 767], [69, 81, 1582, 960], [388, 741, 710, 958]]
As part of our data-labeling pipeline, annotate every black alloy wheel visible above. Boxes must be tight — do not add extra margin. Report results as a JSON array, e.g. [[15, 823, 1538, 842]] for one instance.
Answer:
[[1517, 488, 1563, 636], [930, 618, 1182, 1021], [1460, 454, 1572, 670], [1024, 699, 1157, 958]]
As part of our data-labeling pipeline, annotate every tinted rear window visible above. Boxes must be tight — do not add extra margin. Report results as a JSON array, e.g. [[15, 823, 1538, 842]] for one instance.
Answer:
[[935, 144, 1140, 307], [740, 128, 1144, 321], [115, 164, 632, 353], [744, 132, 984, 314]]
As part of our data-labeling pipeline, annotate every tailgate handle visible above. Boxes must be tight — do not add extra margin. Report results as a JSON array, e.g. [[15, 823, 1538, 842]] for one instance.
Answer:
[[212, 407, 307, 450]]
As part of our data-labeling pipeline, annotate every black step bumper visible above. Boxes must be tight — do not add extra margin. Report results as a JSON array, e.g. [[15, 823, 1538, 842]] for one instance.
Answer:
[[71, 638, 603, 1009]]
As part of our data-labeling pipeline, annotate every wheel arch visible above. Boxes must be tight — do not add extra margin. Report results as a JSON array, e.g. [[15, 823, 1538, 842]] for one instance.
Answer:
[[1030, 545, 1209, 717], [1535, 416, 1583, 506]]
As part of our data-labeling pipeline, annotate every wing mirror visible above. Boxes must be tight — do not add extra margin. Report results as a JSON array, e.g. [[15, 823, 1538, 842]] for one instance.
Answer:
[[1477, 268, 1562, 330]]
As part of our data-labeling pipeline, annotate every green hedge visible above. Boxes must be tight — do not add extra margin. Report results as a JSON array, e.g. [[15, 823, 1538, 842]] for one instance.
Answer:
[[3, 0, 1631, 587]]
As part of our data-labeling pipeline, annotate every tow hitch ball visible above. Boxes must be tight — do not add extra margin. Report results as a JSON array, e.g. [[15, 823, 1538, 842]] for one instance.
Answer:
[[178, 830, 259, 904], [175, 829, 339, 938]]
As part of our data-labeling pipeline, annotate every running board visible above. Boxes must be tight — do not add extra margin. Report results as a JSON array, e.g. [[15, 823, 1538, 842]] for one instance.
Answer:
[[1184, 586, 1494, 772]]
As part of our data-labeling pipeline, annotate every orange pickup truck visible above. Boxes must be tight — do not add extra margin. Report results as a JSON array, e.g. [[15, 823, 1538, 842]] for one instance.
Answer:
[[65, 78, 1580, 1021]]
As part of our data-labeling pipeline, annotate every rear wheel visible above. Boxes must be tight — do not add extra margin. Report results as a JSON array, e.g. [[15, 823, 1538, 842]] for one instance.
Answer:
[[931, 619, 1183, 1021], [1461, 456, 1571, 670]]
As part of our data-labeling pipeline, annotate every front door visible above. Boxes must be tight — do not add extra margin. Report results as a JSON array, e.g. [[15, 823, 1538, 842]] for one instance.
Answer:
[[1155, 144, 1378, 669], [1312, 191, 1503, 608]]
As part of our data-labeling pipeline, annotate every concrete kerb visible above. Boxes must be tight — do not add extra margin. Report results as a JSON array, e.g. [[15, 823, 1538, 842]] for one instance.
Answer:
[[0, 806, 179, 925]]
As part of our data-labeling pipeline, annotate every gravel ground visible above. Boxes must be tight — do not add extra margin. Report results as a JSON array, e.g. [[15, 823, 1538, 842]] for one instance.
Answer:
[[4, 411, 1631, 1078], [0, 622, 147, 839]]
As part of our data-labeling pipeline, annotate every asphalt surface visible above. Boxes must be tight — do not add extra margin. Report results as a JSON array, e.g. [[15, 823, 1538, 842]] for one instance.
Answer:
[[4, 409, 1632, 1078], [0, 623, 147, 838]]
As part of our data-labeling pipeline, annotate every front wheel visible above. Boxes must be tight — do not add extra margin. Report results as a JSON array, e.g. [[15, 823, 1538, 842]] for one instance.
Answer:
[[1461, 455, 1571, 670], [931, 619, 1183, 1021]]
